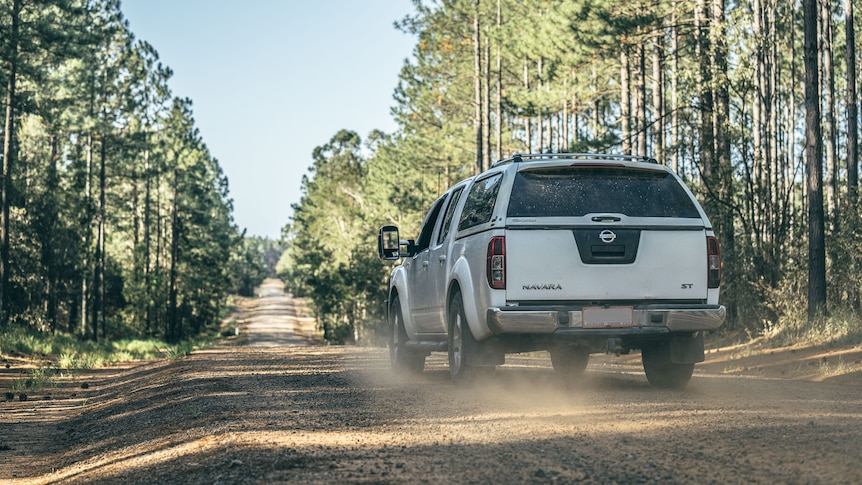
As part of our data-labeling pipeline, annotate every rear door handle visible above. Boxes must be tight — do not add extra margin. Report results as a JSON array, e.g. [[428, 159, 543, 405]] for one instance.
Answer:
[[438, 255, 447, 263]]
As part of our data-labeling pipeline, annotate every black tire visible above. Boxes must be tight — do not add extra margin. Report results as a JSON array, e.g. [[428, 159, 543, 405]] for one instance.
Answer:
[[550, 346, 590, 382], [447, 291, 483, 382], [642, 344, 694, 389], [389, 296, 425, 374]]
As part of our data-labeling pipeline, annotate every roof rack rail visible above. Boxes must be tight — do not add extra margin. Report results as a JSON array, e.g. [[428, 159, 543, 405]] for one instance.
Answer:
[[492, 152, 658, 168]]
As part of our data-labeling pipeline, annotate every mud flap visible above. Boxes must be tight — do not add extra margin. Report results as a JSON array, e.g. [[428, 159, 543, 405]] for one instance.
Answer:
[[669, 332, 705, 364]]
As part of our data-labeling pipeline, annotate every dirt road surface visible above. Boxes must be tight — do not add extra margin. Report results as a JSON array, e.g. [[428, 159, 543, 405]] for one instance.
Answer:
[[2, 280, 862, 484], [245, 280, 318, 348]]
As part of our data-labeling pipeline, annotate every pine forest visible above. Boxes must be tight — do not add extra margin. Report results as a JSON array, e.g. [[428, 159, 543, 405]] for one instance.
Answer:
[[282, 0, 862, 345], [2, 0, 861, 348], [0, 0, 266, 344]]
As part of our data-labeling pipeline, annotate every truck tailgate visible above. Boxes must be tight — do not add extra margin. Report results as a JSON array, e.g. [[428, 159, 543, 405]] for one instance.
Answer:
[[505, 228, 708, 302]]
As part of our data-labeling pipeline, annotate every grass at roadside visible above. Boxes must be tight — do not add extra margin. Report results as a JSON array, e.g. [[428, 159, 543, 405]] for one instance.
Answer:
[[701, 310, 862, 383], [758, 308, 862, 349], [0, 292, 250, 399], [1, 327, 221, 398], [714, 303, 862, 352], [0, 327, 212, 366]]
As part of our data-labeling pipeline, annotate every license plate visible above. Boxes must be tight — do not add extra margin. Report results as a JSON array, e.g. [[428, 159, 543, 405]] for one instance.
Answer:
[[582, 306, 634, 328]]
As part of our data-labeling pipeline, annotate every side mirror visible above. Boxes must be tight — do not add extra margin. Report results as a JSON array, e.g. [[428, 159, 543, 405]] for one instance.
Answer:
[[378, 226, 401, 260]]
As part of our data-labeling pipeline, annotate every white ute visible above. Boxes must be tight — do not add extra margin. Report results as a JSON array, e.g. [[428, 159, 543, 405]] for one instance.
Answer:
[[377, 153, 725, 388]]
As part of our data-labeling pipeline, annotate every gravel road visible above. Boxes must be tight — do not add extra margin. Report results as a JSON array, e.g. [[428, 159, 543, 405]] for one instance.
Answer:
[[2, 282, 861, 484], [245, 280, 317, 347]]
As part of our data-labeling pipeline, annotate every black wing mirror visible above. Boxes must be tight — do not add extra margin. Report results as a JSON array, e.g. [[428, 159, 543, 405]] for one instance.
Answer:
[[378, 226, 401, 260]]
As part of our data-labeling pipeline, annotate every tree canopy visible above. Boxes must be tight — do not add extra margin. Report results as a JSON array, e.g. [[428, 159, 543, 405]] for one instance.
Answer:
[[0, 0, 261, 342], [4, 0, 855, 345], [284, 0, 862, 343]]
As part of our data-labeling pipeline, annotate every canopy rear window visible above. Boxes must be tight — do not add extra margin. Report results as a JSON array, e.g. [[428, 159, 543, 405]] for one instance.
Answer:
[[507, 167, 701, 218]]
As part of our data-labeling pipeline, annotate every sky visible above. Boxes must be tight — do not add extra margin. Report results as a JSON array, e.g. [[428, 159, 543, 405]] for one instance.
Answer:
[[122, 0, 416, 239]]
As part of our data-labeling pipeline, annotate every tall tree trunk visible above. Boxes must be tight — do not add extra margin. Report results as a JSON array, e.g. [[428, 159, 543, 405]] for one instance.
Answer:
[[844, 0, 859, 308], [538, 59, 544, 153], [473, 0, 483, 172], [789, 2, 799, 246], [652, 33, 664, 163], [144, 142, 152, 335], [620, 46, 631, 154], [523, 62, 532, 152], [0, 0, 22, 327], [752, 0, 767, 278], [671, 0, 680, 173], [572, 99, 579, 146], [847, 0, 859, 208], [637, 43, 649, 155], [155, 156, 163, 332], [81, 132, 93, 337], [768, 0, 779, 281], [711, 0, 735, 322], [92, 135, 107, 341], [482, 34, 491, 167], [697, 0, 715, 181], [752, 0, 765, 255], [593, 98, 601, 139], [495, 0, 502, 159], [555, 111, 561, 151], [821, 0, 837, 220], [46, 135, 60, 330], [635, 43, 647, 155], [562, 100, 569, 152], [804, 0, 827, 319], [167, 167, 180, 342], [538, 110, 544, 153]]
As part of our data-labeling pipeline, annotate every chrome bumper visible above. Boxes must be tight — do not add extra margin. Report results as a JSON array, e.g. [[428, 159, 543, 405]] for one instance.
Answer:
[[486, 305, 726, 334]]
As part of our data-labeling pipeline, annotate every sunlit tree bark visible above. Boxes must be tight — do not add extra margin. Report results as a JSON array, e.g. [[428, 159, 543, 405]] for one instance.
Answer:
[[804, 0, 827, 318]]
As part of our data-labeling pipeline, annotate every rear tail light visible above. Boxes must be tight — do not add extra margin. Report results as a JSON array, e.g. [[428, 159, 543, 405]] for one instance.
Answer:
[[487, 236, 506, 289], [707, 236, 721, 288]]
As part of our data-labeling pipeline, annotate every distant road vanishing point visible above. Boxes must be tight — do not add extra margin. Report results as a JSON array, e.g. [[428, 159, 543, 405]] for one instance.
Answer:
[[245, 279, 317, 347]]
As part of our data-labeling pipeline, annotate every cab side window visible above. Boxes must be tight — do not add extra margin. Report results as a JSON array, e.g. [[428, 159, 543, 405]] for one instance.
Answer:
[[414, 196, 447, 254], [458, 173, 503, 231], [436, 187, 464, 246]]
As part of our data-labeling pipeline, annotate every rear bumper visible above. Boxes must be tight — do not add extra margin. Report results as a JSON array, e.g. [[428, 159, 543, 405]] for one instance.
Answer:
[[486, 304, 726, 335]]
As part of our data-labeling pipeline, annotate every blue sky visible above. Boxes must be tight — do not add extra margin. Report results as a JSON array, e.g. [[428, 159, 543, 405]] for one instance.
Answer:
[[123, 0, 415, 239]]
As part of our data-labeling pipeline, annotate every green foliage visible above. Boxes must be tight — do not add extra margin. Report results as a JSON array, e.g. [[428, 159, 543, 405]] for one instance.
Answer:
[[280, 130, 419, 345], [284, 0, 862, 347], [230, 237, 273, 297], [164, 340, 195, 360], [1, 326, 210, 397], [762, 285, 862, 348], [0, 1, 242, 343], [11, 367, 55, 393], [0, 326, 212, 367]]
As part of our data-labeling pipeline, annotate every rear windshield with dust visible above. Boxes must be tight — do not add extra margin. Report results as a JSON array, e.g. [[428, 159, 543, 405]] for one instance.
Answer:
[[506, 167, 701, 218]]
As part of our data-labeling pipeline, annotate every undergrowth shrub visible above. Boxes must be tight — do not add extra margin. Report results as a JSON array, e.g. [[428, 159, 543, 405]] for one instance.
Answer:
[[0, 326, 212, 366], [757, 271, 862, 348]]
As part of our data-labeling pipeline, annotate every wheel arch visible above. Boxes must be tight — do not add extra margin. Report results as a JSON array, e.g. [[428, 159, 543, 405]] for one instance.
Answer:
[[447, 257, 491, 341], [388, 267, 415, 338]]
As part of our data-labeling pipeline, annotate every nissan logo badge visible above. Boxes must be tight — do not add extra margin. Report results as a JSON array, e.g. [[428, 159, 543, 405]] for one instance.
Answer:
[[599, 230, 617, 244]]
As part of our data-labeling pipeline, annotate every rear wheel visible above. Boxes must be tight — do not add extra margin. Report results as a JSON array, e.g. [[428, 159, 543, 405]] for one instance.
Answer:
[[550, 346, 590, 382], [642, 344, 694, 389], [448, 291, 484, 382], [389, 296, 425, 374]]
